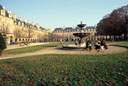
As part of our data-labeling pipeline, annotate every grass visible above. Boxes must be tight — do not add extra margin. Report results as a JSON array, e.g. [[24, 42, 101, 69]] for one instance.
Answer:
[[0, 42, 128, 86], [111, 42, 128, 47], [4, 42, 74, 54], [5, 43, 59, 54], [0, 53, 128, 86]]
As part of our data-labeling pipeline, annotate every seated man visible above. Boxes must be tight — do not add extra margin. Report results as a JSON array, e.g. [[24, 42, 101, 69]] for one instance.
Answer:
[[95, 40, 101, 52], [86, 40, 92, 51], [101, 39, 108, 50], [59, 39, 63, 44], [24, 42, 28, 46]]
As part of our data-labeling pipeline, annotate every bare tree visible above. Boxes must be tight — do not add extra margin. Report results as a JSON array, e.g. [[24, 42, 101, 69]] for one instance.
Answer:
[[13, 27, 23, 39], [28, 26, 34, 39], [96, 5, 128, 40]]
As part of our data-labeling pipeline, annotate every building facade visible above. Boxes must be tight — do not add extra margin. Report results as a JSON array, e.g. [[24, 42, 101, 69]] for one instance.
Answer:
[[52, 26, 97, 42], [0, 5, 52, 44]]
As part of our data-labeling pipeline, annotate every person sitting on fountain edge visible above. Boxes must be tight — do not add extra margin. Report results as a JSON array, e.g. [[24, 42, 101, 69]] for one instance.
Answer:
[[75, 39, 78, 45], [95, 39, 101, 52], [78, 39, 81, 46], [101, 39, 108, 50], [85, 40, 92, 51]]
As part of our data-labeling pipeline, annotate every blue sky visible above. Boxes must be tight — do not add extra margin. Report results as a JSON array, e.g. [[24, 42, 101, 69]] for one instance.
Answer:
[[0, 0, 128, 29]]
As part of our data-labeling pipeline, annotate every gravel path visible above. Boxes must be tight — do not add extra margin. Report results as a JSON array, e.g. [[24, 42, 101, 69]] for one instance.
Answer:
[[6, 42, 50, 50], [0, 45, 128, 60]]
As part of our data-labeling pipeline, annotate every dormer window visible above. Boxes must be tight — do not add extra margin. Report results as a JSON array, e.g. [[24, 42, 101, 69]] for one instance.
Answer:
[[1, 10, 5, 16], [12, 14, 16, 20], [18, 22, 21, 26], [8, 13, 12, 18], [22, 23, 24, 27]]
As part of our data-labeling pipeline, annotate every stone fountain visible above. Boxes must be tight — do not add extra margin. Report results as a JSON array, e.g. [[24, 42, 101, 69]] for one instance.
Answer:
[[62, 21, 90, 49]]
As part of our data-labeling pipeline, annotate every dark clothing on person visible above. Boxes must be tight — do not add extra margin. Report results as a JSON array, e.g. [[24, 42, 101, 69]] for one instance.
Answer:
[[86, 40, 92, 51], [95, 41, 101, 50], [101, 39, 108, 49], [75, 39, 78, 45], [95, 45, 101, 50], [78, 39, 81, 46]]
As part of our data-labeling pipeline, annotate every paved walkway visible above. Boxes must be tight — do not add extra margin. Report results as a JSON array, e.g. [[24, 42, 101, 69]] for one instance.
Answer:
[[0, 45, 128, 60]]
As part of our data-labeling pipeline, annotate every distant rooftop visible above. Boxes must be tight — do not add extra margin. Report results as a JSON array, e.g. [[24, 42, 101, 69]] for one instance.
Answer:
[[53, 26, 96, 32]]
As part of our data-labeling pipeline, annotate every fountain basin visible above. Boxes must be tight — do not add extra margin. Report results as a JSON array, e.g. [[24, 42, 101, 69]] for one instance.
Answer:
[[61, 21, 89, 50], [62, 44, 86, 49], [73, 33, 88, 38], [77, 24, 86, 28]]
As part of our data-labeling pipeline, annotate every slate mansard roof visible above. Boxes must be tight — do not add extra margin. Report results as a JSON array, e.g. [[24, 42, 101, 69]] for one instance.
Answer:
[[85, 26, 96, 31], [53, 26, 96, 32], [53, 28, 64, 32], [0, 5, 4, 10], [64, 27, 73, 32], [53, 27, 74, 32], [0, 4, 45, 30]]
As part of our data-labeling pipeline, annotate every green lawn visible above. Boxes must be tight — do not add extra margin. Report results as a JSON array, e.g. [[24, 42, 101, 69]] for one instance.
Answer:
[[0, 42, 128, 86], [4, 42, 74, 54], [111, 42, 128, 47]]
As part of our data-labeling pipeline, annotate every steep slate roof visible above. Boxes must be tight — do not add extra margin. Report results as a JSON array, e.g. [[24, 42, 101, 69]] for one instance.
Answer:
[[74, 27, 81, 31], [0, 4, 44, 30], [0, 5, 3, 10], [64, 27, 73, 32], [5, 11, 8, 17], [14, 19, 31, 27], [85, 26, 96, 30], [53, 28, 64, 32], [40, 26, 45, 30], [24, 22, 30, 27], [0, 5, 4, 10], [34, 25, 38, 29], [53, 26, 96, 32], [0, 5, 8, 17]]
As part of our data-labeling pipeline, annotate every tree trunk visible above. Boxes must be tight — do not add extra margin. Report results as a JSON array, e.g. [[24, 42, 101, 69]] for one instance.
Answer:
[[109, 35, 111, 41], [114, 35, 116, 41], [119, 36, 121, 41], [124, 34, 127, 41]]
